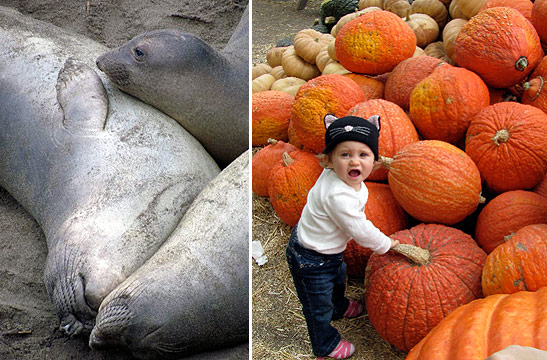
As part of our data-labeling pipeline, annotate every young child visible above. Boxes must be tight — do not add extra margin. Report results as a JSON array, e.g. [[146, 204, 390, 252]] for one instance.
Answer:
[[286, 114, 400, 359]]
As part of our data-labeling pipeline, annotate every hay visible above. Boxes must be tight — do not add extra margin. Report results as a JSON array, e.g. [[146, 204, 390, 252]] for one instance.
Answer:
[[251, 190, 407, 360]]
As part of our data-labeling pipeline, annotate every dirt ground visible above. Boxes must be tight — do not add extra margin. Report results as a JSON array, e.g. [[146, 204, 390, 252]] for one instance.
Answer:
[[251, 3, 407, 358], [0, 1, 246, 359]]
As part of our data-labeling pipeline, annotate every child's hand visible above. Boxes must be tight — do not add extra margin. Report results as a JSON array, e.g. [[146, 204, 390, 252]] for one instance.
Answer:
[[389, 238, 400, 249]]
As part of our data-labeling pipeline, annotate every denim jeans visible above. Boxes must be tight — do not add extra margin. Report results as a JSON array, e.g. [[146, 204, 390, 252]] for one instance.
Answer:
[[286, 225, 349, 357]]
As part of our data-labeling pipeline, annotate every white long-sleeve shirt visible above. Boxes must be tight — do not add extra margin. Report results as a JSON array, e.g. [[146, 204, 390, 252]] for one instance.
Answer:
[[297, 169, 392, 255]]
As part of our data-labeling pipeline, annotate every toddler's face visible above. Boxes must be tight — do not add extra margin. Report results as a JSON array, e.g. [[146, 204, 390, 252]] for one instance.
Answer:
[[327, 140, 375, 191]]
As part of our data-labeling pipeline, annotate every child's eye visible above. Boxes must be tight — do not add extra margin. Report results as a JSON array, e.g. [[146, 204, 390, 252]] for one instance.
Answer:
[[341, 153, 350, 157], [360, 153, 369, 157]]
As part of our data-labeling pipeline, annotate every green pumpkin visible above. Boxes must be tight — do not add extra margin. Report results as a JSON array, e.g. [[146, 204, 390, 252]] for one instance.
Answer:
[[320, 0, 359, 29]]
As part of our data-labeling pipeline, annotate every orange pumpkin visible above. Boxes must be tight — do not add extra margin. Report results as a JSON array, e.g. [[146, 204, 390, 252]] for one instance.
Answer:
[[475, 190, 547, 254], [346, 99, 419, 181], [335, 10, 417, 75], [521, 55, 547, 114], [343, 73, 385, 100], [406, 287, 547, 360], [479, 0, 533, 22], [453, 7, 544, 88], [365, 223, 486, 352], [268, 150, 323, 227], [534, 173, 547, 198], [251, 139, 298, 197], [343, 182, 409, 277], [409, 65, 490, 145], [291, 74, 366, 153], [384, 55, 446, 110], [532, 0, 547, 45], [287, 121, 305, 149], [465, 102, 547, 193], [482, 224, 547, 296], [252, 90, 294, 146], [383, 140, 483, 225]]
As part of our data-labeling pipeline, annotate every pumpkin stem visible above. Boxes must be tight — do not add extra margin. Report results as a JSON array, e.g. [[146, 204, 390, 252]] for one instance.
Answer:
[[392, 243, 431, 265], [492, 129, 510, 146], [524, 76, 544, 102], [267, 138, 279, 146], [504, 233, 515, 242], [282, 151, 294, 167], [515, 56, 528, 72], [479, 195, 486, 204], [379, 155, 392, 170]]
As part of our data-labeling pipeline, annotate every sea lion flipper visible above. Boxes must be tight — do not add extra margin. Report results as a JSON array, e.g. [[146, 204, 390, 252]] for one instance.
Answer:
[[56, 57, 108, 133]]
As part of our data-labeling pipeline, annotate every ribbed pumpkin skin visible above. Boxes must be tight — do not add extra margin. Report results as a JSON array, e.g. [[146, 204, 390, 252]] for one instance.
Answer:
[[335, 10, 417, 75], [532, 0, 547, 44], [465, 102, 547, 193], [406, 287, 547, 360], [291, 74, 366, 153], [475, 190, 547, 254], [384, 55, 446, 110], [482, 224, 547, 296], [346, 99, 419, 181], [480, 0, 534, 22], [365, 223, 487, 352], [534, 173, 547, 198], [252, 90, 294, 146], [521, 55, 547, 114], [251, 140, 299, 197], [343, 73, 385, 100], [453, 7, 544, 88], [268, 150, 323, 227], [386, 140, 482, 225], [409, 65, 490, 145], [343, 182, 409, 277]]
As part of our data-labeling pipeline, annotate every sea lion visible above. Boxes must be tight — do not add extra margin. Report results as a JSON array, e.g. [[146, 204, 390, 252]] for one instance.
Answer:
[[89, 151, 249, 359], [0, 6, 219, 337], [96, 6, 249, 169]]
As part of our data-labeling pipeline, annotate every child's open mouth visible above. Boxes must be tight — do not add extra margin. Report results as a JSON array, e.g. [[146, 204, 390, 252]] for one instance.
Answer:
[[348, 169, 361, 178]]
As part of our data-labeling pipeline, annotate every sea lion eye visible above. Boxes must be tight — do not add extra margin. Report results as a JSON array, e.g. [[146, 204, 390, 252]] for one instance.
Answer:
[[133, 47, 145, 61]]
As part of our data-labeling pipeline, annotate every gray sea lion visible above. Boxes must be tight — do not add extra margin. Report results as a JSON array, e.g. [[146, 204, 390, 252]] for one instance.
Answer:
[[0, 6, 219, 337], [89, 151, 249, 359], [96, 6, 249, 168]]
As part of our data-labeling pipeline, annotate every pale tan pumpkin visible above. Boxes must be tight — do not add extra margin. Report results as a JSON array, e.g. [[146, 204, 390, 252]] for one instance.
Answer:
[[271, 77, 307, 96], [449, 0, 469, 19], [252, 73, 276, 93], [327, 39, 337, 61], [443, 18, 468, 64], [316, 48, 335, 72], [424, 41, 452, 63], [322, 61, 351, 75], [383, 0, 412, 17], [266, 47, 289, 68], [411, 0, 448, 28], [453, 0, 485, 18], [293, 29, 334, 64], [270, 66, 287, 80], [359, 0, 383, 9], [252, 63, 272, 80], [413, 46, 425, 57], [405, 13, 440, 48], [281, 46, 321, 81]]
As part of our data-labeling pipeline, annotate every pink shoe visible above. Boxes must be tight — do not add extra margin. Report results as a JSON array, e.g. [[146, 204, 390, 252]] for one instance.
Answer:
[[343, 300, 363, 318], [316, 339, 355, 359]]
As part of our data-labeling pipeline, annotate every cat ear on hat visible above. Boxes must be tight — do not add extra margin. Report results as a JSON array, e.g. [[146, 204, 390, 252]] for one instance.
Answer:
[[367, 115, 381, 131], [324, 113, 338, 129]]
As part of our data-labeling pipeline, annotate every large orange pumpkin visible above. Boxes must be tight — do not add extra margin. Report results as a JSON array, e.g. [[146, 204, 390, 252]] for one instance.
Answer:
[[465, 102, 547, 193], [475, 190, 547, 254], [482, 224, 547, 296], [268, 150, 323, 227], [365, 223, 487, 352], [343, 182, 410, 277], [251, 139, 298, 197], [335, 10, 416, 75], [291, 74, 366, 153], [453, 7, 544, 88], [521, 55, 547, 114], [406, 287, 547, 360], [534, 173, 547, 198], [343, 73, 385, 100], [252, 90, 294, 146], [346, 99, 420, 181], [409, 65, 490, 145], [384, 140, 483, 225], [532, 0, 547, 45], [479, 0, 533, 22], [384, 55, 446, 110]]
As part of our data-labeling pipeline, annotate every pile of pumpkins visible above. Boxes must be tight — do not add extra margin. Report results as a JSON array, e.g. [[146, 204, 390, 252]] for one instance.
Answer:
[[252, 0, 547, 358]]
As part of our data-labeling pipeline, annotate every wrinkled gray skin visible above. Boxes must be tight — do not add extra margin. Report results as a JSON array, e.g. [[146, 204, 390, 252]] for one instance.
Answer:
[[90, 151, 249, 359], [96, 6, 249, 169], [0, 6, 219, 337]]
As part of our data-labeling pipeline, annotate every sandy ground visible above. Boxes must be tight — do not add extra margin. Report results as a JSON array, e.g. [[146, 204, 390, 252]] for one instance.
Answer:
[[0, 1, 246, 359]]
